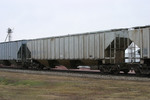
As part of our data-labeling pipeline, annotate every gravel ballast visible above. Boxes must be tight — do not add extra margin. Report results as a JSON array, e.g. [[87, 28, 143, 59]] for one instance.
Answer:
[[0, 68, 150, 81]]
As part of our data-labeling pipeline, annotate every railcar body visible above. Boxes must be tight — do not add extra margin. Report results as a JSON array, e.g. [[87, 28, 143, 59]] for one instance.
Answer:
[[27, 29, 129, 68], [0, 25, 150, 74], [0, 40, 30, 66]]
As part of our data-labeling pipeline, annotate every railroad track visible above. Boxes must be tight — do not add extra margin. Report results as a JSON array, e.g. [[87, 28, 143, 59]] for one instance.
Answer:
[[0, 67, 150, 81]]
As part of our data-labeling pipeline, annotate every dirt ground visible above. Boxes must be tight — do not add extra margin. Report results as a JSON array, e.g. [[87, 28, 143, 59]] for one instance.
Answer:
[[0, 71, 149, 100]]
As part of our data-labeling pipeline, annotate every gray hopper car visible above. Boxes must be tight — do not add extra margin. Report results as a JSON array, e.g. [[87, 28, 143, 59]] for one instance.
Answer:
[[0, 40, 29, 66], [0, 25, 150, 74]]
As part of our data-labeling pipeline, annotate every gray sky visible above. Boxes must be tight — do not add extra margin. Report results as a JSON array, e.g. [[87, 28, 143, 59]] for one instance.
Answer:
[[0, 0, 150, 42]]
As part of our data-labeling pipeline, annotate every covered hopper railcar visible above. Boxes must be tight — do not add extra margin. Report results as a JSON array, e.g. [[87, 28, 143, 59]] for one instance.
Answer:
[[0, 40, 31, 67], [0, 25, 150, 74]]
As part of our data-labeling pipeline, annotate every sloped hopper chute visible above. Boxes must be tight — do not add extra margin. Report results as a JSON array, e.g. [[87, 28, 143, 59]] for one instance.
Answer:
[[104, 30, 133, 64], [17, 44, 31, 61]]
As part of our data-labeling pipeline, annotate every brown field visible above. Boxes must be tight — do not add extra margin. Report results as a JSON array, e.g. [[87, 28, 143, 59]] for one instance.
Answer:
[[0, 71, 149, 100]]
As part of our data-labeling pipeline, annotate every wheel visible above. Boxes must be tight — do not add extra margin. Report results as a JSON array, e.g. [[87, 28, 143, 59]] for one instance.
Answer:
[[22, 62, 31, 69], [23, 64, 29, 69], [135, 70, 141, 75], [70, 60, 80, 69], [132, 64, 141, 75], [111, 70, 120, 74], [123, 70, 129, 74], [99, 65, 105, 74], [38, 64, 45, 70], [110, 65, 120, 74], [100, 68, 105, 74]]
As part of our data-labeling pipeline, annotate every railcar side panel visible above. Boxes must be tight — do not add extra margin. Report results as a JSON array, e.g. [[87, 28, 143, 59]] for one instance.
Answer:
[[69, 36, 74, 59], [100, 33, 105, 58], [64, 37, 69, 59], [83, 34, 88, 59], [55, 38, 59, 59], [47, 39, 51, 59], [94, 33, 100, 59], [0, 41, 26, 61], [60, 37, 64, 59], [89, 34, 94, 59], [142, 28, 150, 58], [43, 39, 48, 59], [74, 36, 79, 59], [79, 35, 84, 59], [50, 38, 55, 59]]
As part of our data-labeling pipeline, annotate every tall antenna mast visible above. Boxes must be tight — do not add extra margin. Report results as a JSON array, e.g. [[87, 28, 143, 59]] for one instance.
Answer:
[[5, 28, 13, 42]]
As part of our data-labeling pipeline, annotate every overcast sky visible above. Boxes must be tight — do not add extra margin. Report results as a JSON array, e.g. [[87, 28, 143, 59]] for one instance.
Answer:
[[0, 0, 150, 42]]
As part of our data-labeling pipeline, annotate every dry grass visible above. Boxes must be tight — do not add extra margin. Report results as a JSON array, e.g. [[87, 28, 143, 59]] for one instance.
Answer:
[[0, 71, 149, 100]]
